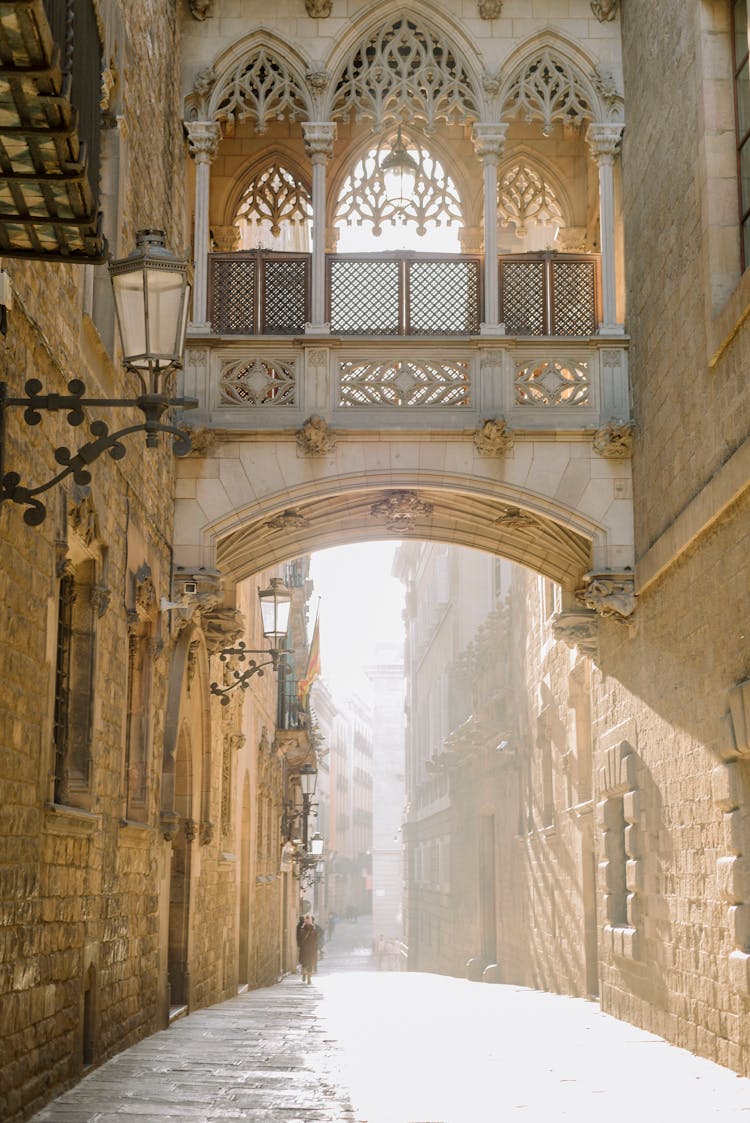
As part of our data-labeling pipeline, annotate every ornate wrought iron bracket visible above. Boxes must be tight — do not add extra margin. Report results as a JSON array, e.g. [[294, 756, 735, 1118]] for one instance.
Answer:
[[210, 641, 290, 705], [0, 378, 197, 525]]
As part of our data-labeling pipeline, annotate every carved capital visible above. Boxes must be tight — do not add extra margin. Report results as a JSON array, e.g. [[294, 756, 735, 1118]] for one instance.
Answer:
[[296, 415, 336, 456], [185, 120, 221, 164], [212, 224, 240, 252], [593, 419, 634, 459], [471, 122, 508, 162], [591, 0, 618, 21], [586, 122, 624, 166], [184, 818, 198, 843], [552, 610, 599, 658], [478, 0, 503, 18], [576, 570, 635, 620], [301, 121, 336, 162], [474, 418, 514, 456], [305, 0, 332, 15], [370, 490, 434, 532]]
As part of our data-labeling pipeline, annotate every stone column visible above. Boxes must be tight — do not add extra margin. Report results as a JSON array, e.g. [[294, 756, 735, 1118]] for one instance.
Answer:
[[586, 123, 625, 336], [472, 123, 508, 336], [302, 121, 336, 335], [185, 120, 221, 331]]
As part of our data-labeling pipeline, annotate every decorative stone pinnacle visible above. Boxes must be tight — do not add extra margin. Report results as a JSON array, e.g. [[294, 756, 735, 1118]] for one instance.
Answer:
[[575, 570, 635, 620], [185, 120, 221, 164]]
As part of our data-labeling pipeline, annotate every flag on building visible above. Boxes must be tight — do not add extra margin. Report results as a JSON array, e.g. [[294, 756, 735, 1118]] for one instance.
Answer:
[[297, 607, 321, 706]]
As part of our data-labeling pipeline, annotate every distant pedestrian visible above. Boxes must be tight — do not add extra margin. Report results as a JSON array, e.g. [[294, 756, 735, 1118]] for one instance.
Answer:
[[326, 913, 336, 940], [297, 914, 319, 984], [376, 933, 385, 970]]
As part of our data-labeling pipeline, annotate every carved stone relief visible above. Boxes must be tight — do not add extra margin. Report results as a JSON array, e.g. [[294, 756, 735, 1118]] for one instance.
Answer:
[[593, 420, 634, 459], [179, 425, 217, 459], [69, 492, 100, 548], [478, 0, 503, 17], [552, 610, 599, 658], [591, 0, 618, 21], [576, 570, 635, 620], [296, 415, 336, 456], [202, 608, 245, 655], [305, 0, 332, 15], [474, 418, 514, 456], [494, 505, 538, 531], [189, 1, 212, 19], [263, 508, 307, 532], [370, 491, 434, 532]]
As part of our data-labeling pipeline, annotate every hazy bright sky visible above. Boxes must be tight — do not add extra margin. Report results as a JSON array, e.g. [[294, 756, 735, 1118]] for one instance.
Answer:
[[308, 542, 404, 705]]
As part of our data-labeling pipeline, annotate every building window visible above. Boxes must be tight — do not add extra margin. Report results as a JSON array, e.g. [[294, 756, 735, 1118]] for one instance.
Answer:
[[53, 561, 96, 806], [123, 632, 151, 821], [733, 0, 750, 269]]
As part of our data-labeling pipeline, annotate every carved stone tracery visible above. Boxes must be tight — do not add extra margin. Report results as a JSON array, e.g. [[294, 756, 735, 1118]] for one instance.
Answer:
[[501, 49, 596, 136], [235, 163, 312, 239], [220, 358, 297, 407], [213, 49, 310, 135], [498, 163, 564, 237]]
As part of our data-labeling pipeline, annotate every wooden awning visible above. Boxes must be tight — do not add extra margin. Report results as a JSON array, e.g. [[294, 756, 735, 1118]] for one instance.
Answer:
[[0, 0, 105, 262]]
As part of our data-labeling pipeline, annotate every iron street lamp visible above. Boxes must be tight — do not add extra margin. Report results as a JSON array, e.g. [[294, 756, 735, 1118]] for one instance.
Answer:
[[309, 832, 324, 858], [298, 763, 318, 850], [0, 229, 195, 525], [210, 577, 292, 704]]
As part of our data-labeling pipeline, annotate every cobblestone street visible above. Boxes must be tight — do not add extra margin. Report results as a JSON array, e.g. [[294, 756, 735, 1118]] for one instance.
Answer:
[[28, 919, 750, 1123]]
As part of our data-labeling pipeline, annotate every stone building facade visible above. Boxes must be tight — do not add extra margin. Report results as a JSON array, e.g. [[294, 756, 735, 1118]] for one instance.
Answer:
[[2, 1, 750, 1119]]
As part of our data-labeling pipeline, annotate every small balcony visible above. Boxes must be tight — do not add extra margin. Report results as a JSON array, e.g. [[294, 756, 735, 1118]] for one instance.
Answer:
[[207, 249, 601, 339]]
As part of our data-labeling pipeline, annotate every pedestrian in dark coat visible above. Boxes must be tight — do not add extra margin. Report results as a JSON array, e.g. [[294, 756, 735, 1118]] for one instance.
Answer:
[[297, 913, 319, 984]]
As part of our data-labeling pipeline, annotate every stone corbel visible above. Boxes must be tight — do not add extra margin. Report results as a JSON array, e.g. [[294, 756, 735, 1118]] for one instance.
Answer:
[[474, 418, 514, 457], [305, 0, 332, 15], [200, 820, 214, 846], [721, 679, 750, 759], [177, 424, 217, 459], [91, 584, 111, 618], [591, 0, 618, 21], [202, 607, 245, 655], [593, 419, 634, 458], [184, 818, 198, 843], [296, 415, 336, 456], [189, 0, 212, 19], [160, 809, 180, 843], [576, 570, 635, 620], [478, 1, 503, 17], [552, 610, 599, 657]]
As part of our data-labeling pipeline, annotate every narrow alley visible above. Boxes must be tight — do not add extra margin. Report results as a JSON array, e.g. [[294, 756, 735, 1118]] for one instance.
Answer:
[[28, 919, 750, 1123]]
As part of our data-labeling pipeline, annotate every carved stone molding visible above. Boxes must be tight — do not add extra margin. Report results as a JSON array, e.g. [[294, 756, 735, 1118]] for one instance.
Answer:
[[552, 610, 599, 658], [591, 0, 618, 21], [474, 418, 514, 457], [296, 415, 336, 456], [202, 608, 245, 655], [494, 505, 538, 531], [370, 490, 434, 532], [263, 508, 307, 532], [478, 0, 503, 18], [305, 0, 332, 15], [576, 570, 635, 620], [593, 419, 634, 459]]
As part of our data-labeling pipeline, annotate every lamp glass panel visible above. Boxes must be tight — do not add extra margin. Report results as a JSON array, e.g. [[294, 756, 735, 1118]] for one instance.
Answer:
[[299, 765, 317, 797], [310, 834, 324, 856], [144, 267, 190, 362], [259, 586, 292, 640], [112, 269, 148, 363]]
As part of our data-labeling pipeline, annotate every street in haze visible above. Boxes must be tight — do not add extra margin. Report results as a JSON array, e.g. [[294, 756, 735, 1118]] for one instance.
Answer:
[[28, 918, 750, 1123]]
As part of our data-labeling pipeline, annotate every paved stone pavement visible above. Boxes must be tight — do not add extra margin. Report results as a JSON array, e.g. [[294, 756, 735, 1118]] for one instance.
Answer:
[[28, 919, 750, 1123]]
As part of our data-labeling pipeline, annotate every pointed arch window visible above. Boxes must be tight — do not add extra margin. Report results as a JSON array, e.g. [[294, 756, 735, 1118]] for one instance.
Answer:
[[53, 559, 96, 806], [334, 130, 464, 252], [233, 163, 312, 252]]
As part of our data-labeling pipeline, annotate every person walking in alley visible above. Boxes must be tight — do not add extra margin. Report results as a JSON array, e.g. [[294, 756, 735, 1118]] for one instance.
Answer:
[[297, 914, 319, 984]]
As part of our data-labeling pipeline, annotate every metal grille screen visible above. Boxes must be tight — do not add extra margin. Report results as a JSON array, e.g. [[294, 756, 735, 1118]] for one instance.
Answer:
[[211, 258, 256, 334], [329, 259, 401, 335], [551, 261, 597, 336], [500, 260, 546, 335], [407, 259, 480, 335], [262, 258, 309, 334]]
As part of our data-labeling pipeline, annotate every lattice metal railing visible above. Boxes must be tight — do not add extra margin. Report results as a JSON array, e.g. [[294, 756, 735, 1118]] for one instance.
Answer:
[[338, 358, 471, 407], [208, 250, 598, 337], [499, 253, 600, 336], [209, 251, 310, 334]]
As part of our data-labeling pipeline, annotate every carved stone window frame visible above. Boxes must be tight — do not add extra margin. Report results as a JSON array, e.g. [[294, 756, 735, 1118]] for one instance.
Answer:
[[597, 738, 641, 961]]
